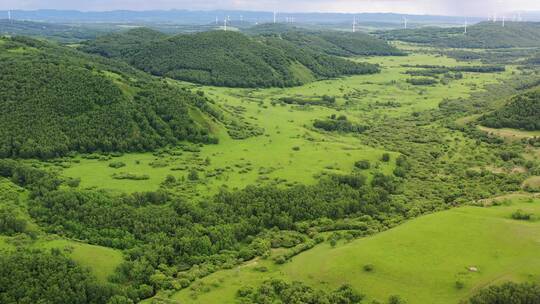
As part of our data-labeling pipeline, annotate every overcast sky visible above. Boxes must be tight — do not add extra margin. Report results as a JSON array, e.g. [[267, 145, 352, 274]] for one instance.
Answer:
[[2, 0, 540, 17]]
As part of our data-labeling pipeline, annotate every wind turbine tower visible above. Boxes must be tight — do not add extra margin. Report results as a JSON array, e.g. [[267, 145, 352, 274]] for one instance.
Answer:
[[224, 18, 227, 31], [403, 17, 408, 29], [502, 15, 505, 27], [273, 11, 277, 24], [352, 17, 357, 33], [8, 10, 11, 21], [464, 20, 468, 34]]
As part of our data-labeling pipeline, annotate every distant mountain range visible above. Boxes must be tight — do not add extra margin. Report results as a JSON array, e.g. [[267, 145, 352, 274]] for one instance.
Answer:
[[0, 9, 489, 25]]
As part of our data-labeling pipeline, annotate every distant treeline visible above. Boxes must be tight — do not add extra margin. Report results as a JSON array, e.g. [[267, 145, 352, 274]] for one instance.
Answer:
[[246, 24, 405, 57], [378, 22, 540, 49]]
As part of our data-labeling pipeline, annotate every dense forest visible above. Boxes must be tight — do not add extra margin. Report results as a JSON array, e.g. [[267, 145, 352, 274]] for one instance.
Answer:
[[0, 36, 215, 158], [81, 29, 381, 87], [378, 21, 540, 48], [479, 89, 540, 130], [0, 249, 122, 303], [246, 24, 404, 56]]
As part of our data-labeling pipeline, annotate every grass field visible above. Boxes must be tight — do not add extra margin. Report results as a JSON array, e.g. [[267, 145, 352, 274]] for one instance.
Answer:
[[34, 238, 124, 283], [166, 196, 540, 304], [61, 53, 514, 195], [478, 126, 540, 140]]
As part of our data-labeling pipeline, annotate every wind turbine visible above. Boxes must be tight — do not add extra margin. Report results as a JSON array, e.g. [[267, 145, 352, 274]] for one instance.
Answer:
[[502, 15, 505, 27], [464, 19, 468, 34], [273, 11, 277, 24], [352, 17, 357, 33], [224, 18, 227, 31], [7, 10, 11, 21], [403, 16, 408, 29]]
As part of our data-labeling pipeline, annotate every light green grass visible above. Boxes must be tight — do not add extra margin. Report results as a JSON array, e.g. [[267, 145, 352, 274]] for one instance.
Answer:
[[34, 238, 123, 283], [168, 197, 540, 304], [62, 53, 513, 194], [478, 126, 540, 140]]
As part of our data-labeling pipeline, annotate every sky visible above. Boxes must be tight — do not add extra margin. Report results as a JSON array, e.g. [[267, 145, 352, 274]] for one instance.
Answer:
[[2, 0, 540, 17]]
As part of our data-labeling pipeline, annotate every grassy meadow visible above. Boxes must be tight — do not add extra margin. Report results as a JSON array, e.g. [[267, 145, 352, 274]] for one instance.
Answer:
[[60, 53, 514, 196]]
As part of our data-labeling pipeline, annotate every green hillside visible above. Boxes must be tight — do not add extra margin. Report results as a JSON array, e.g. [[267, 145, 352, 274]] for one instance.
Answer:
[[82, 29, 380, 87], [247, 23, 404, 56], [0, 36, 214, 158], [169, 197, 540, 304], [379, 21, 540, 48], [479, 89, 540, 131]]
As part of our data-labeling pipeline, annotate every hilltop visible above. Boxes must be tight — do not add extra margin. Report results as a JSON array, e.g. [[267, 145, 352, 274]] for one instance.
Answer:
[[0, 36, 215, 158], [81, 29, 380, 87], [378, 21, 540, 48]]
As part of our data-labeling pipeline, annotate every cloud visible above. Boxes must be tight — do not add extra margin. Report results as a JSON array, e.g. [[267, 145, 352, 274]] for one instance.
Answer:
[[1, 0, 539, 16]]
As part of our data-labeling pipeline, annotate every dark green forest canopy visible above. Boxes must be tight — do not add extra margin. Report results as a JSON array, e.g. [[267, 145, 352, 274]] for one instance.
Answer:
[[479, 89, 540, 131], [0, 249, 119, 304], [81, 29, 381, 88], [378, 21, 540, 49], [0, 36, 215, 159], [245, 23, 404, 57]]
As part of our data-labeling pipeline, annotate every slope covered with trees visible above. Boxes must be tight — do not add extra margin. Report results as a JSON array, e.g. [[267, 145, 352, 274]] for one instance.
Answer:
[[82, 29, 380, 87], [0, 36, 214, 159], [247, 23, 404, 56], [378, 22, 540, 49], [479, 89, 540, 131]]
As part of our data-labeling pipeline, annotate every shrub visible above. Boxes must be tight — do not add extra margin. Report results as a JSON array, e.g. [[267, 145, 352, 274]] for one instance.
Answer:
[[109, 161, 126, 169], [354, 160, 371, 170], [188, 170, 199, 181], [511, 209, 532, 221], [111, 172, 149, 180], [66, 177, 81, 188], [381, 153, 391, 162], [363, 264, 374, 272]]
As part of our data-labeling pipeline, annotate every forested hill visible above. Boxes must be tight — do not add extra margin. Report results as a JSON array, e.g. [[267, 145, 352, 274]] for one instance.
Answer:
[[479, 89, 540, 131], [246, 24, 404, 57], [378, 21, 540, 48], [0, 36, 215, 159], [81, 29, 380, 88]]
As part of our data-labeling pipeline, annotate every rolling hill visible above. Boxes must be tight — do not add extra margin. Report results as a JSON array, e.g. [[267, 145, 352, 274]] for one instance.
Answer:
[[246, 23, 404, 57], [378, 21, 540, 48], [0, 36, 215, 159], [479, 89, 540, 131], [81, 29, 380, 87]]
